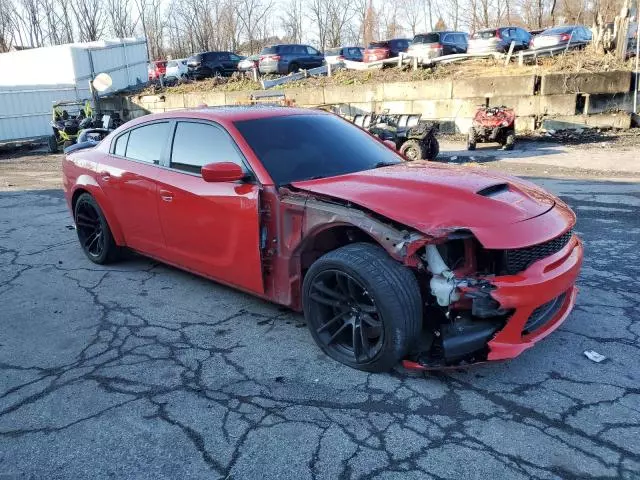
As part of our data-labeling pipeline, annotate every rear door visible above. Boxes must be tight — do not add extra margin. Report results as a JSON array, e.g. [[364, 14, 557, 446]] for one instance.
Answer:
[[154, 120, 264, 294], [99, 122, 170, 256]]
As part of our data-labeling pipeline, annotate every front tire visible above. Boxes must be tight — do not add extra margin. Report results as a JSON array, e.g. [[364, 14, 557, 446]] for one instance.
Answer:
[[74, 193, 120, 264], [48, 135, 58, 153], [467, 127, 477, 150], [399, 139, 426, 161], [504, 131, 516, 150], [302, 243, 422, 372]]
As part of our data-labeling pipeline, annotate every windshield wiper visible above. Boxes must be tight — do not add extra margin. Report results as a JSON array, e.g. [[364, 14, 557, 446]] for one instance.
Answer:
[[373, 161, 396, 168]]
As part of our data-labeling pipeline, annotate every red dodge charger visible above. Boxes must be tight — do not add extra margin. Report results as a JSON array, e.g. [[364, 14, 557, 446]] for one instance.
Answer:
[[63, 107, 583, 372]]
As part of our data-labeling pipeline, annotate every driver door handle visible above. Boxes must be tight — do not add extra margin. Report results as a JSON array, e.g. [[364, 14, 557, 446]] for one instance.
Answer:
[[160, 189, 173, 202]]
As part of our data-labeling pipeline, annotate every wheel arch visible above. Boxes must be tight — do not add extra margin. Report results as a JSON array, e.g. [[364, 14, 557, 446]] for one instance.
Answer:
[[71, 178, 126, 246]]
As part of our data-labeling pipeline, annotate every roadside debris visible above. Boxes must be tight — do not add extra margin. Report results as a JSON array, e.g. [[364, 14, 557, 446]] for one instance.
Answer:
[[584, 350, 607, 363]]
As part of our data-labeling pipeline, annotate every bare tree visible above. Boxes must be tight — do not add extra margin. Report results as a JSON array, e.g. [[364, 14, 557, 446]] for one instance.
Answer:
[[0, 0, 16, 51], [281, 0, 304, 43], [106, 0, 137, 38], [235, 0, 274, 53], [403, 0, 425, 35], [72, 0, 107, 41]]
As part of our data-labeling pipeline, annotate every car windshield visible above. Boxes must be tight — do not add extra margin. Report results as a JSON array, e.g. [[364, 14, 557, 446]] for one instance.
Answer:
[[474, 30, 497, 39], [413, 33, 440, 43], [234, 114, 402, 186]]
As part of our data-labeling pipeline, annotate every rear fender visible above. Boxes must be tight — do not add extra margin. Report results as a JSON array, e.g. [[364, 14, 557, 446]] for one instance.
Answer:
[[72, 175, 126, 246]]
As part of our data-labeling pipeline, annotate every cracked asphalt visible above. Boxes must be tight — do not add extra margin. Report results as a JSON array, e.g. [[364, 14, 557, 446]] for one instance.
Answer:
[[0, 178, 639, 479]]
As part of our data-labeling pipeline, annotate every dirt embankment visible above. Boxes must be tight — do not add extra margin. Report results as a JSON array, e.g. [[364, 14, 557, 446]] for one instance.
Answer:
[[142, 50, 636, 96]]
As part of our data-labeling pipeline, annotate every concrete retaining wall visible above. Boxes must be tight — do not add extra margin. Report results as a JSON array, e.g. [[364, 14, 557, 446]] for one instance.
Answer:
[[124, 70, 635, 133]]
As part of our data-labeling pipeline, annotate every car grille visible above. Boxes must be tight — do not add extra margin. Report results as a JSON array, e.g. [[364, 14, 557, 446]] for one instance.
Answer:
[[504, 230, 573, 275], [522, 292, 567, 335]]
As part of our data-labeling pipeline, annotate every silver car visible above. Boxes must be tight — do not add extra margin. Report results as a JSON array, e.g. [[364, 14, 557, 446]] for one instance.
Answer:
[[531, 25, 592, 49], [468, 27, 532, 53]]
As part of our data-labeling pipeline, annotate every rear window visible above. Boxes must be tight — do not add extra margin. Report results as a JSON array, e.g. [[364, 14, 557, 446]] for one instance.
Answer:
[[413, 33, 440, 44], [261, 46, 279, 54], [234, 114, 401, 186], [368, 41, 389, 48], [542, 26, 573, 35], [473, 30, 497, 39]]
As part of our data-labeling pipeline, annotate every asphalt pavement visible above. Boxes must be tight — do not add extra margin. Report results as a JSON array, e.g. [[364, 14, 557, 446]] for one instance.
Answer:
[[0, 178, 639, 479]]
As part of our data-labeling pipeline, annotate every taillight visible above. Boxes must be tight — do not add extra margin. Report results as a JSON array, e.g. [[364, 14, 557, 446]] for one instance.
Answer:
[[337, 55, 345, 60], [260, 54, 281, 62], [495, 30, 502, 39], [560, 33, 571, 41], [430, 43, 442, 49]]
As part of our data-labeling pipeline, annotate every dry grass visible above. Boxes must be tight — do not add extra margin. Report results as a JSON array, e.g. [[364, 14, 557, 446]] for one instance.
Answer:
[[141, 49, 636, 96]]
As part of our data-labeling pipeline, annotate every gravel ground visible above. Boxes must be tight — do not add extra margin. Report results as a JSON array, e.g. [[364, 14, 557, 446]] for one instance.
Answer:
[[0, 147, 639, 478]]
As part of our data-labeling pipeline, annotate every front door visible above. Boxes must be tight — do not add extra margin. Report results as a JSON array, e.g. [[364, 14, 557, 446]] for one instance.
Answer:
[[98, 122, 169, 256], [155, 120, 264, 294]]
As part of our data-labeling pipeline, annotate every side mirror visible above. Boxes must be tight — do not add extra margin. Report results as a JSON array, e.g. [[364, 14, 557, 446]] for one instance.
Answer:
[[201, 162, 245, 182], [383, 139, 397, 150]]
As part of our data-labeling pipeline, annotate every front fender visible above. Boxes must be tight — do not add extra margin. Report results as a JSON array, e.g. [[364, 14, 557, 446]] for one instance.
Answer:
[[72, 175, 126, 246]]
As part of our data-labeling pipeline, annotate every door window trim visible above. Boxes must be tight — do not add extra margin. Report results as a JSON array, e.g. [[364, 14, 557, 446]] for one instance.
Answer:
[[165, 118, 257, 181], [109, 120, 173, 167]]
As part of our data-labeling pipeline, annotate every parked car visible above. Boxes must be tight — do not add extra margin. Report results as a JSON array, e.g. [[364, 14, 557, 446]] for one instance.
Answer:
[[364, 39, 411, 62], [165, 58, 188, 80], [467, 27, 532, 53], [324, 46, 364, 64], [238, 54, 259, 72], [186, 51, 243, 79], [62, 106, 583, 372], [258, 44, 324, 74], [531, 25, 592, 49], [407, 32, 468, 61], [147, 61, 167, 81]]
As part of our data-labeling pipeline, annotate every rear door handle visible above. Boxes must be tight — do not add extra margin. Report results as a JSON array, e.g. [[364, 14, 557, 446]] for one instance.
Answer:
[[159, 189, 173, 202]]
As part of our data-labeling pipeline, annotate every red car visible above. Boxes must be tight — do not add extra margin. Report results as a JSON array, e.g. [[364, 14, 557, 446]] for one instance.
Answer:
[[364, 39, 411, 62], [148, 61, 167, 81], [62, 107, 583, 372]]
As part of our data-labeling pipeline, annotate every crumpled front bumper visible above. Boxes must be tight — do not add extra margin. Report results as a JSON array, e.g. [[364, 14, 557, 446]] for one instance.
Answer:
[[486, 234, 583, 360], [403, 233, 583, 370]]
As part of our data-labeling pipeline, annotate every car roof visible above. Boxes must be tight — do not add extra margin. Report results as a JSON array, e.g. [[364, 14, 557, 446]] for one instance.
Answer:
[[124, 106, 327, 126]]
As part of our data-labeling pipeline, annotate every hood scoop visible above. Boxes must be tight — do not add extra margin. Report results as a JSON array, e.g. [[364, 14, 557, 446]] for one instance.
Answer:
[[477, 183, 510, 197]]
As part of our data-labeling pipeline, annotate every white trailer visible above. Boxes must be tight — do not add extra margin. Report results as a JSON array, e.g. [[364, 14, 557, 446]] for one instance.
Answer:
[[0, 38, 148, 143]]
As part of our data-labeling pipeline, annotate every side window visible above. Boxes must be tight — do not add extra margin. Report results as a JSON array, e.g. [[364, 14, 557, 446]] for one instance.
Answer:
[[280, 45, 292, 54], [125, 123, 170, 164], [218, 52, 230, 61], [306, 46, 320, 55], [442, 34, 451, 44], [170, 122, 245, 175], [113, 131, 129, 156], [229, 53, 241, 61]]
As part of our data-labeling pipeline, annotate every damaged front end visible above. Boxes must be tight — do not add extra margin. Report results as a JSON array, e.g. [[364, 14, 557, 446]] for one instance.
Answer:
[[404, 228, 582, 370]]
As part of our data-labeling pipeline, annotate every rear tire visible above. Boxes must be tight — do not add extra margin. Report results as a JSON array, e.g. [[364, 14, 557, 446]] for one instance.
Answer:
[[467, 127, 477, 151], [48, 135, 58, 153], [288, 62, 300, 74], [399, 139, 426, 161], [303, 243, 422, 372], [74, 193, 120, 265], [504, 131, 516, 150]]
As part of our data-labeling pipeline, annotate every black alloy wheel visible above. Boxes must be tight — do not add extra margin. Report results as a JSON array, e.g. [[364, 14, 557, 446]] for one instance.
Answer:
[[74, 193, 119, 264], [303, 243, 422, 372], [308, 269, 384, 364]]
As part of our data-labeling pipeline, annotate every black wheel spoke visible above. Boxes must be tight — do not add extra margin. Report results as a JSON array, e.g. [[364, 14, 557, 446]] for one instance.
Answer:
[[309, 292, 342, 308], [313, 282, 347, 301], [316, 310, 348, 334], [335, 272, 350, 296], [357, 303, 377, 314], [327, 321, 349, 345], [360, 313, 381, 328], [76, 200, 105, 258], [352, 323, 362, 360]]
